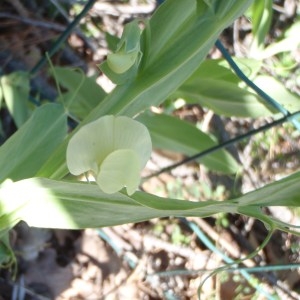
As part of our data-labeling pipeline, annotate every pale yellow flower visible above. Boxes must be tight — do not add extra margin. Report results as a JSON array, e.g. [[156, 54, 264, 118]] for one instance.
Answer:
[[66, 115, 152, 195]]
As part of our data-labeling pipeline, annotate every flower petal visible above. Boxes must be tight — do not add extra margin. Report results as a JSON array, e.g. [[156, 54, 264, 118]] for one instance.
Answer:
[[66, 115, 152, 179], [113, 116, 152, 168], [96, 149, 141, 195], [66, 116, 115, 175]]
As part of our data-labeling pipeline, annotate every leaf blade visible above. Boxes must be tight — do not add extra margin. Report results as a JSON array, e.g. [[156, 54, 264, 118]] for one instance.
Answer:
[[0, 104, 67, 182], [137, 113, 239, 174]]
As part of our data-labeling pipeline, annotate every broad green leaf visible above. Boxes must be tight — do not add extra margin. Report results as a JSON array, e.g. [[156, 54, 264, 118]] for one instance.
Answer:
[[37, 0, 253, 179], [0, 104, 67, 182], [100, 61, 139, 85], [52, 67, 106, 120], [237, 171, 300, 207], [173, 59, 274, 118], [0, 178, 238, 230], [250, 0, 273, 55], [141, 1, 251, 71], [220, 58, 263, 80], [193, 59, 240, 83], [237, 171, 300, 234], [186, 58, 262, 83], [137, 113, 239, 174], [175, 81, 273, 118], [0, 71, 30, 128], [254, 75, 300, 113], [1, 172, 299, 233]]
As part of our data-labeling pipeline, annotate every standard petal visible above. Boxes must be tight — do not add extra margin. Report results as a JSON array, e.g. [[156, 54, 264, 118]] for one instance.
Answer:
[[114, 116, 152, 168], [96, 149, 141, 195], [66, 115, 152, 180], [66, 116, 115, 175]]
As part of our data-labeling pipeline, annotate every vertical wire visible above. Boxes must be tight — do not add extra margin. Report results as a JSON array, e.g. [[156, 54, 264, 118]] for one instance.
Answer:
[[30, 0, 97, 75], [215, 40, 300, 131]]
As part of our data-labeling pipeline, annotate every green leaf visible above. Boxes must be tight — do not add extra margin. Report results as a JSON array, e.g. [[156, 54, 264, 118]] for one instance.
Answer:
[[192, 59, 240, 83], [105, 32, 120, 51], [250, 0, 273, 55], [0, 71, 30, 128], [237, 171, 300, 207], [254, 75, 300, 113], [176, 81, 273, 118], [174, 59, 274, 118], [52, 67, 106, 120], [237, 171, 300, 234], [1, 172, 299, 232], [185, 58, 262, 83], [100, 59, 140, 85], [220, 58, 263, 80], [137, 113, 239, 174], [0, 178, 238, 230], [0, 104, 67, 182]]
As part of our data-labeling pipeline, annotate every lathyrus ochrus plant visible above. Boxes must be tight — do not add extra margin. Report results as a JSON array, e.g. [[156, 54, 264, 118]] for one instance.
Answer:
[[38, 0, 254, 179], [0, 0, 299, 240]]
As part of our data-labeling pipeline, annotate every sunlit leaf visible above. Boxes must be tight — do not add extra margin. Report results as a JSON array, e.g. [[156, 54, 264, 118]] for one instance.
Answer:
[[1, 172, 299, 233], [0, 178, 237, 230]]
